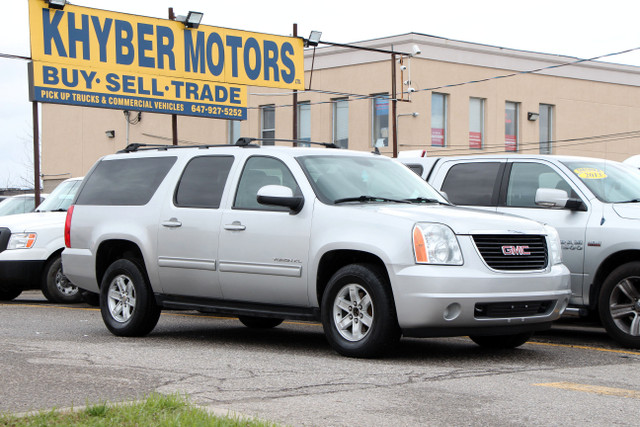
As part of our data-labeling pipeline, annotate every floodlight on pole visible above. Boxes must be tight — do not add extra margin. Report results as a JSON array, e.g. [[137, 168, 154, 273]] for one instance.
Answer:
[[305, 31, 322, 47], [176, 11, 204, 29], [46, 0, 66, 9]]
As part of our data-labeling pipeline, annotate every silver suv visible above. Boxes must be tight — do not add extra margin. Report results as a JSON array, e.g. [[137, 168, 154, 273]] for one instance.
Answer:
[[62, 142, 570, 357]]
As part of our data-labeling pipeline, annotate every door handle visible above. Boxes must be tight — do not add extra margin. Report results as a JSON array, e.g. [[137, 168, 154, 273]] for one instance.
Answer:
[[224, 221, 246, 231], [161, 218, 182, 228]]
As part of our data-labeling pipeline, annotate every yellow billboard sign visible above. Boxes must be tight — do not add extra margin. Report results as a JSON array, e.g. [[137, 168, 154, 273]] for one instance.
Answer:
[[28, 0, 304, 119]]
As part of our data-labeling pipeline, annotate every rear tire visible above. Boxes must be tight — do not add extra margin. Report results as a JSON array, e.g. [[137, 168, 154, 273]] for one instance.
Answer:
[[100, 258, 160, 337], [321, 263, 400, 358], [238, 316, 283, 329], [469, 332, 532, 349], [41, 255, 82, 303], [0, 287, 22, 301], [598, 262, 640, 348]]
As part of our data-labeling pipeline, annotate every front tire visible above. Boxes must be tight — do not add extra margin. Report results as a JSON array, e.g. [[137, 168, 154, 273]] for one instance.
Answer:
[[41, 255, 82, 303], [598, 262, 640, 348], [100, 259, 160, 337], [469, 332, 533, 349], [321, 263, 400, 358]]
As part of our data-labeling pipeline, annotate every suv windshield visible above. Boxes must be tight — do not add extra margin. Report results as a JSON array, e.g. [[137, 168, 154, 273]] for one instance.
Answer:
[[0, 196, 36, 216], [562, 160, 640, 203], [298, 155, 448, 205], [36, 179, 82, 212]]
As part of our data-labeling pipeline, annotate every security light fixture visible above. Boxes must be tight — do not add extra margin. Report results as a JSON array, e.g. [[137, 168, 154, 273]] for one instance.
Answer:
[[177, 11, 203, 29], [305, 31, 322, 47], [528, 112, 540, 121], [105, 130, 115, 138], [46, 0, 66, 9]]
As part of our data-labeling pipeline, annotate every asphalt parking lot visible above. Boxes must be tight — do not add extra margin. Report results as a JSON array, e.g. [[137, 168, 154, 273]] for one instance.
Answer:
[[1, 291, 639, 426]]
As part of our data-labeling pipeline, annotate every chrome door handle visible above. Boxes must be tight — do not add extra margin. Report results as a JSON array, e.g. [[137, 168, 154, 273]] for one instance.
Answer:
[[161, 218, 182, 228], [224, 221, 246, 231]]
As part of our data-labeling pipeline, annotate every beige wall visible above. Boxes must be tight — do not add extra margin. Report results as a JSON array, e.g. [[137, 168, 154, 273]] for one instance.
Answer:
[[41, 34, 640, 191]]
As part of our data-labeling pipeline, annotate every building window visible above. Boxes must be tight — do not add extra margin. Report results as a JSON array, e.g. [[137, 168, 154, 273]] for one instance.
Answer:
[[505, 101, 519, 152], [539, 104, 554, 154], [297, 102, 311, 147], [431, 93, 448, 147], [469, 97, 485, 149], [333, 98, 349, 149], [260, 105, 275, 145], [228, 120, 241, 145], [372, 94, 389, 147]]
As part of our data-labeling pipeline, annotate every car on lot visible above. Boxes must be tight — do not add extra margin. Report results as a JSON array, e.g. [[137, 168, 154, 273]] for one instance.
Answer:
[[0, 177, 83, 302], [0, 193, 48, 217], [62, 142, 570, 357], [400, 154, 640, 348]]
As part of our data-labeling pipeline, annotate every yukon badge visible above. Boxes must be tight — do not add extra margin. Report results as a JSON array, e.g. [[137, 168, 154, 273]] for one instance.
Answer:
[[501, 245, 531, 256]]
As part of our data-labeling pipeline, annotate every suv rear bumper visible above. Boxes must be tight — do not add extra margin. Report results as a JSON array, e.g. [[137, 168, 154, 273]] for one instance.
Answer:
[[391, 263, 571, 333]]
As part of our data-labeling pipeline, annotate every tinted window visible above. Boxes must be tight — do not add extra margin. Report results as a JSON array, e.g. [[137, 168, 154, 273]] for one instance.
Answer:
[[76, 157, 176, 206], [234, 156, 300, 211], [405, 164, 424, 177], [175, 156, 233, 208], [441, 162, 501, 206], [506, 162, 576, 207]]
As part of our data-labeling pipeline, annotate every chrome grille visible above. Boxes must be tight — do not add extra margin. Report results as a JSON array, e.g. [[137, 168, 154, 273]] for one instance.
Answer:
[[472, 234, 548, 271]]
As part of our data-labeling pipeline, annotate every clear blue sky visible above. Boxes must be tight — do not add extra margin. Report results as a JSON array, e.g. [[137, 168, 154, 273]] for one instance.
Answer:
[[2, 0, 640, 187]]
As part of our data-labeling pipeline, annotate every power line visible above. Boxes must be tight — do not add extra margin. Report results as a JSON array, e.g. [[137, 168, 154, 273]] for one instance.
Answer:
[[398, 129, 640, 155]]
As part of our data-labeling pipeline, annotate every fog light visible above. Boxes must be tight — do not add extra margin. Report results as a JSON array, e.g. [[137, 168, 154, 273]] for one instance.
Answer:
[[444, 303, 461, 321]]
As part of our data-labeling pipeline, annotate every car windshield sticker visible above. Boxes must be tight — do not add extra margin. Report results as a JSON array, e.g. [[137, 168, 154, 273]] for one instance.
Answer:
[[574, 168, 607, 179]]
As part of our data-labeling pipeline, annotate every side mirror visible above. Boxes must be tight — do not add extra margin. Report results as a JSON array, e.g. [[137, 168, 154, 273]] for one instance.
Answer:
[[257, 185, 304, 214], [535, 188, 585, 211]]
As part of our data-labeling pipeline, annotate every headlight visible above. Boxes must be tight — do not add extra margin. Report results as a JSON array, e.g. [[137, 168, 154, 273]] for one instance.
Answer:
[[544, 225, 562, 265], [413, 223, 463, 265], [7, 233, 37, 250]]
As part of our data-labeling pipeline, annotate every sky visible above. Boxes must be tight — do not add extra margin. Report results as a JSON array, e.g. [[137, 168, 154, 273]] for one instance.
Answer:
[[2, 0, 640, 187]]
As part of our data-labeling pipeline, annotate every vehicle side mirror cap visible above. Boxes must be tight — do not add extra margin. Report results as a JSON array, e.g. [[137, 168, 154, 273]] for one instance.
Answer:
[[257, 185, 304, 214], [535, 188, 585, 211], [535, 188, 568, 208]]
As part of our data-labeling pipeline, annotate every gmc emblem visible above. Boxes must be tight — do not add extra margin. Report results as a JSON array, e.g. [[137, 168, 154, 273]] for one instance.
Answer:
[[501, 245, 531, 256]]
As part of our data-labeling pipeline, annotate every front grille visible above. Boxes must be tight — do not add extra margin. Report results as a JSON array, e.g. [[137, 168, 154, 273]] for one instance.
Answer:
[[0, 227, 10, 254], [472, 234, 548, 271], [475, 300, 553, 318]]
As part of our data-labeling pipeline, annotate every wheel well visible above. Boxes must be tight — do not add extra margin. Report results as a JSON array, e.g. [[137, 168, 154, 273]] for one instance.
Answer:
[[591, 250, 640, 309], [95, 240, 145, 288], [316, 250, 390, 305], [41, 248, 64, 284]]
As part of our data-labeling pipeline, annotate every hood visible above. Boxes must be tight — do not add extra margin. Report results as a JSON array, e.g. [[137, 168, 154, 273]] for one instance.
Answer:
[[612, 203, 640, 220], [0, 211, 67, 232], [349, 203, 547, 235]]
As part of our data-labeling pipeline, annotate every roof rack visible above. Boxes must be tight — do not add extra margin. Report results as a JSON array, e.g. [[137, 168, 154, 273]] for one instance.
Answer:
[[117, 137, 339, 153], [239, 137, 340, 149], [117, 141, 260, 153]]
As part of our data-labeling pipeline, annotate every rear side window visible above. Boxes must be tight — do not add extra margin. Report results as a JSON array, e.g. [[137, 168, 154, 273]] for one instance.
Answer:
[[76, 157, 176, 206], [441, 162, 502, 206], [174, 156, 233, 208]]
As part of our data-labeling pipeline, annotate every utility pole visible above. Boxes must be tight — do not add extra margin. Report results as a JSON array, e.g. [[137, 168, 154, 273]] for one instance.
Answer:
[[292, 23, 298, 146], [32, 101, 41, 204], [169, 7, 178, 145]]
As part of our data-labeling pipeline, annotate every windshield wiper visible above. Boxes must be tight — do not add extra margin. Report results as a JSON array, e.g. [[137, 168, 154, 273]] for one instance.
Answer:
[[404, 197, 449, 205], [333, 195, 411, 204], [617, 199, 640, 204]]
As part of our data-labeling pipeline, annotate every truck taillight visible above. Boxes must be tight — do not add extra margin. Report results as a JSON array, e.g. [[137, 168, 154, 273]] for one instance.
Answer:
[[64, 205, 74, 248]]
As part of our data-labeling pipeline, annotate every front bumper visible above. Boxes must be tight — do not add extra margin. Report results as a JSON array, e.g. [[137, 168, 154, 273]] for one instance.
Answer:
[[391, 263, 571, 337], [0, 260, 45, 290]]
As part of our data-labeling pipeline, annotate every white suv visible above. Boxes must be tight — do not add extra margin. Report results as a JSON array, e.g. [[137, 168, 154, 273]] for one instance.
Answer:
[[62, 142, 571, 357], [0, 177, 83, 302]]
